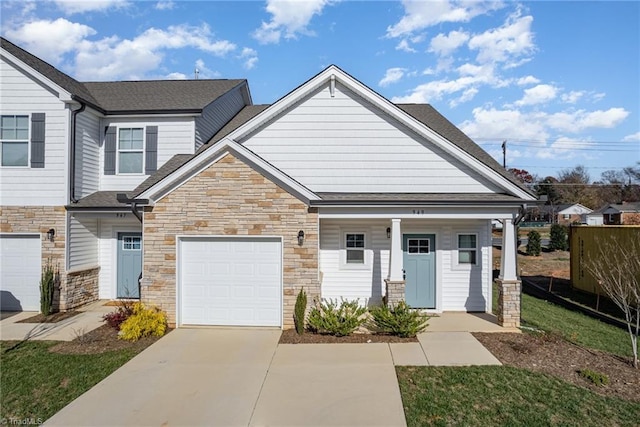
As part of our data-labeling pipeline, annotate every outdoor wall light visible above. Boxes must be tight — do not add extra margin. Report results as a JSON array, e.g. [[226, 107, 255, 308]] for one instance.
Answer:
[[386, 227, 391, 238], [47, 228, 56, 242], [297, 230, 305, 246]]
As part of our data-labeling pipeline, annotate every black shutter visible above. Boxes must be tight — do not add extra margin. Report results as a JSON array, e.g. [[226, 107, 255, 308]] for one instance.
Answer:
[[145, 126, 158, 175], [30, 113, 46, 168], [104, 126, 116, 175]]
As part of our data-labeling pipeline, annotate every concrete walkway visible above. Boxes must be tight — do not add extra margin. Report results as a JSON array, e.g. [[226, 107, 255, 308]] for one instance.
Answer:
[[0, 300, 111, 341]]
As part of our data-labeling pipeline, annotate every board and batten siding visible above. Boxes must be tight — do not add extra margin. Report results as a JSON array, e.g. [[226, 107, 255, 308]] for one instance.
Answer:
[[319, 219, 491, 311], [100, 117, 195, 191], [74, 109, 101, 198], [98, 216, 140, 299], [195, 86, 247, 149], [68, 215, 98, 270], [0, 56, 69, 205], [243, 83, 500, 194]]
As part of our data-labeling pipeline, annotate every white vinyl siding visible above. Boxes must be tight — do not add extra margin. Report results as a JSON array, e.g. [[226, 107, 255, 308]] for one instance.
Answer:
[[243, 83, 500, 194], [100, 117, 195, 191], [68, 215, 98, 270], [0, 56, 69, 205], [74, 109, 100, 198], [195, 86, 247, 149], [319, 219, 491, 311], [98, 216, 141, 299]]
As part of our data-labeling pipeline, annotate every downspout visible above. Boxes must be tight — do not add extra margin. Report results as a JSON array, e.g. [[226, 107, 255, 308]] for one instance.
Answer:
[[116, 193, 148, 223], [69, 101, 86, 203]]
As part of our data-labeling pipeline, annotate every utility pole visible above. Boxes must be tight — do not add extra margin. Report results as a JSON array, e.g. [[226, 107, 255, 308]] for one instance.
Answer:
[[502, 140, 507, 168]]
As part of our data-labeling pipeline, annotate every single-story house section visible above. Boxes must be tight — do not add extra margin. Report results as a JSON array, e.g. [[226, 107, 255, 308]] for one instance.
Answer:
[[128, 66, 536, 329], [556, 203, 593, 225], [602, 202, 640, 225]]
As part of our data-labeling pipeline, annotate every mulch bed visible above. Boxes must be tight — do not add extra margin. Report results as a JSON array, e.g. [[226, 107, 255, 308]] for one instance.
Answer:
[[17, 311, 81, 324], [474, 332, 640, 402], [49, 324, 167, 355], [279, 328, 417, 344]]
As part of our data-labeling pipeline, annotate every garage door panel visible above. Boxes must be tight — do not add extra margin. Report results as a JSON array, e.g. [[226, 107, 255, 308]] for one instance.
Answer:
[[0, 235, 41, 311], [180, 238, 282, 326]]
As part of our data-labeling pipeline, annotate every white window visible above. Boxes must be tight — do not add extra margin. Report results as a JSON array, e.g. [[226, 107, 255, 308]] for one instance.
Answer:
[[118, 128, 144, 174], [458, 234, 477, 265], [122, 236, 141, 250], [345, 233, 365, 264], [563, 214, 570, 219], [407, 238, 430, 254], [1, 115, 29, 167]]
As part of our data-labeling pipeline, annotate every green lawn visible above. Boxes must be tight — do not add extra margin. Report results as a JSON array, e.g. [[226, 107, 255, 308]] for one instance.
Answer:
[[397, 366, 640, 427], [1, 341, 141, 422]]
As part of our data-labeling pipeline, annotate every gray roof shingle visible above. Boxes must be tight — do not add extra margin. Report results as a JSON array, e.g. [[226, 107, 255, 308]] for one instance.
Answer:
[[66, 191, 130, 209]]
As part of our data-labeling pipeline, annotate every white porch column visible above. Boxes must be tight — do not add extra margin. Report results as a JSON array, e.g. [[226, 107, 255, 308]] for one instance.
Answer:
[[499, 218, 518, 281], [497, 217, 521, 328], [385, 218, 405, 306], [388, 218, 403, 281]]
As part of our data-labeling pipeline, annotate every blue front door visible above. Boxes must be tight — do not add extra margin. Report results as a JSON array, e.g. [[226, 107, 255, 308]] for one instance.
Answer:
[[117, 233, 142, 298], [403, 234, 436, 308]]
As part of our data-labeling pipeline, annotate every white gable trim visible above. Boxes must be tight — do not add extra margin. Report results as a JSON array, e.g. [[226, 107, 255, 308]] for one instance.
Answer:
[[138, 138, 320, 204], [219, 65, 535, 201], [1, 49, 73, 102], [557, 203, 593, 215]]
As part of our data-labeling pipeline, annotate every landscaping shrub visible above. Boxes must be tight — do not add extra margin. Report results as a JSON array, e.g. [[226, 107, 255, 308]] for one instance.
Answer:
[[526, 230, 542, 256], [40, 259, 56, 316], [102, 300, 135, 331], [369, 301, 430, 337], [578, 368, 609, 386], [307, 298, 367, 336], [119, 302, 167, 342], [549, 224, 569, 251], [294, 288, 307, 335]]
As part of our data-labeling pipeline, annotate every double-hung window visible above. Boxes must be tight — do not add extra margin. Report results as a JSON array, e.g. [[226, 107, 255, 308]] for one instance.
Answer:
[[1, 115, 29, 167], [458, 234, 477, 265], [118, 128, 144, 173], [345, 233, 365, 264]]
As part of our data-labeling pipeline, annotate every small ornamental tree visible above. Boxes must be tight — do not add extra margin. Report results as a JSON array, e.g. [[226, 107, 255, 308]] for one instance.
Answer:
[[549, 224, 569, 251], [294, 288, 307, 335], [40, 259, 56, 316], [526, 230, 542, 256]]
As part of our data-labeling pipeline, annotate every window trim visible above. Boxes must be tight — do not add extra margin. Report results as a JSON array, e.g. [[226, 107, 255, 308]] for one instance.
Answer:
[[1, 114, 30, 168], [116, 126, 145, 175], [340, 230, 370, 270], [456, 233, 478, 266]]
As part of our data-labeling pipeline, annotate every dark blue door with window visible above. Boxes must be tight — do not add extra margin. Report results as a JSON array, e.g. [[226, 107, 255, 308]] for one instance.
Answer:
[[403, 234, 436, 308], [117, 233, 142, 298]]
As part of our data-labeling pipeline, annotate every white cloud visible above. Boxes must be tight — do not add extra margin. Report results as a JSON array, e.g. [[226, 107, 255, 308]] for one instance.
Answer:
[[546, 108, 629, 133], [561, 90, 585, 104], [4, 18, 96, 64], [516, 75, 540, 86], [164, 72, 187, 80], [51, 0, 129, 14], [194, 59, 221, 79], [468, 11, 535, 66], [536, 136, 587, 160], [252, 0, 334, 44], [386, 0, 505, 38], [73, 24, 235, 80], [239, 47, 258, 70], [155, 0, 175, 10], [515, 84, 558, 106], [622, 132, 640, 142], [460, 107, 550, 143], [449, 87, 478, 108], [428, 30, 469, 56], [379, 67, 407, 87], [396, 39, 416, 53]]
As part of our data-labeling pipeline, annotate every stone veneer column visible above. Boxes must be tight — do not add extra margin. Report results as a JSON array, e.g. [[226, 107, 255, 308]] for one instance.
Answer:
[[384, 279, 405, 306], [385, 218, 405, 306], [496, 279, 521, 328]]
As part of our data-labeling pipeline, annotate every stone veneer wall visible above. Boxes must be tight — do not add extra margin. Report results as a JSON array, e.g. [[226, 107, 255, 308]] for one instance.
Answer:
[[496, 278, 521, 328], [141, 154, 320, 328], [63, 267, 100, 309], [0, 206, 67, 310]]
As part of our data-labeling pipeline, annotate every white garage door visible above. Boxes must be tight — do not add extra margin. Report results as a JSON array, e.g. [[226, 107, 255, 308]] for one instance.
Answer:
[[179, 237, 282, 326], [0, 234, 41, 311]]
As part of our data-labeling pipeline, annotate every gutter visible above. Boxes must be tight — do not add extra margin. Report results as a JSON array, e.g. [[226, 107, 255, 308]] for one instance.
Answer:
[[116, 193, 149, 223], [69, 101, 86, 203]]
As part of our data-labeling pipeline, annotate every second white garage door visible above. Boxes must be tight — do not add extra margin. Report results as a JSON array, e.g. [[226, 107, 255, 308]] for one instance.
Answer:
[[179, 237, 282, 327], [0, 234, 41, 311]]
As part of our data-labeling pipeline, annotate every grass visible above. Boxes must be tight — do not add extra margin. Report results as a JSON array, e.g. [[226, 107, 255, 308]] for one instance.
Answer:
[[397, 365, 640, 427], [0, 341, 141, 422]]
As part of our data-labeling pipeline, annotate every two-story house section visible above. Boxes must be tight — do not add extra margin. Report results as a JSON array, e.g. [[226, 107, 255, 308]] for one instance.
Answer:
[[0, 37, 251, 311]]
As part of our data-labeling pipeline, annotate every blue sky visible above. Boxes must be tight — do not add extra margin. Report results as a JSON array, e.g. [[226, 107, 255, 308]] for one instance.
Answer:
[[2, 0, 638, 181]]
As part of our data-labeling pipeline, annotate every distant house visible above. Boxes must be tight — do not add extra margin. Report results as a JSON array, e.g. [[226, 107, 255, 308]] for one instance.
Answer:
[[555, 203, 593, 225], [602, 202, 640, 225]]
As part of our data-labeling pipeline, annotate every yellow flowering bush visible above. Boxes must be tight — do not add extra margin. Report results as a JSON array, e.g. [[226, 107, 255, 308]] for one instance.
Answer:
[[118, 302, 167, 342]]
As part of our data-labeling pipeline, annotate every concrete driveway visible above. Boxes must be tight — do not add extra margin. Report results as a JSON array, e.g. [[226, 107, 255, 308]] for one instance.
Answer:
[[45, 329, 407, 427]]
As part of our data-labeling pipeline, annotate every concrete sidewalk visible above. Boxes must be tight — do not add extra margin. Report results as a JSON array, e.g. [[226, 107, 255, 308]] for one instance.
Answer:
[[0, 300, 111, 341]]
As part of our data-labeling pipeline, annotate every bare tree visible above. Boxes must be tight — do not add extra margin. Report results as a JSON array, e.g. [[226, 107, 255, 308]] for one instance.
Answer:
[[585, 236, 640, 368]]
